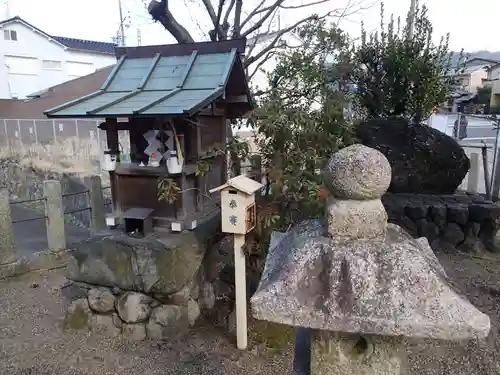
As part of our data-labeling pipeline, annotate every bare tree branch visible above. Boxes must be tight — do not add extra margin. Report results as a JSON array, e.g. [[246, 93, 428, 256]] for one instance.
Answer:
[[222, 0, 236, 27], [244, 11, 335, 69], [241, 0, 331, 31], [248, 50, 277, 81], [201, 0, 217, 24], [280, 0, 331, 9], [146, 0, 377, 79], [239, 0, 268, 31], [245, 16, 277, 59], [241, 0, 286, 38], [203, 0, 227, 41], [214, 0, 226, 40], [148, 0, 194, 43], [232, 0, 243, 37]]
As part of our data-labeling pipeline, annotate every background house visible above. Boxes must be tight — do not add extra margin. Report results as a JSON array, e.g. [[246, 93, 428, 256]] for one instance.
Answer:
[[443, 58, 499, 113], [0, 16, 116, 99], [488, 62, 500, 109], [0, 66, 116, 157], [455, 65, 489, 94]]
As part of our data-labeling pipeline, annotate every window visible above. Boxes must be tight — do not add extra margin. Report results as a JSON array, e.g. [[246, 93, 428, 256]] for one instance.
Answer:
[[5, 55, 39, 75], [3, 29, 17, 41], [42, 60, 62, 70], [66, 61, 95, 77]]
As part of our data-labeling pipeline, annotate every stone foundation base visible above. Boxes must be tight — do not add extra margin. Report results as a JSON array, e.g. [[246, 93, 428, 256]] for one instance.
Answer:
[[65, 284, 201, 341], [383, 193, 500, 253], [311, 332, 404, 375]]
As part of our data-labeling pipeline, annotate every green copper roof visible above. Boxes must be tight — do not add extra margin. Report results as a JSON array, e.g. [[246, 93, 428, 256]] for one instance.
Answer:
[[45, 40, 250, 118]]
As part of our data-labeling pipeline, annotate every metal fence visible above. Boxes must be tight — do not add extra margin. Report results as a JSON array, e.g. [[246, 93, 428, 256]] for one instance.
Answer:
[[1, 118, 105, 153], [8, 181, 110, 257], [0, 118, 131, 161]]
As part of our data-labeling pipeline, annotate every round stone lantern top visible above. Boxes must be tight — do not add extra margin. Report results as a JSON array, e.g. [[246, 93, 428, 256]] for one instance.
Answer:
[[323, 144, 391, 200]]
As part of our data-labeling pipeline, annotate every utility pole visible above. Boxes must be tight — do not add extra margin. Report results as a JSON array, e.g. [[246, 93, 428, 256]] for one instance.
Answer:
[[118, 0, 126, 47], [4, 0, 10, 19], [137, 28, 142, 46], [408, 0, 417, 39]]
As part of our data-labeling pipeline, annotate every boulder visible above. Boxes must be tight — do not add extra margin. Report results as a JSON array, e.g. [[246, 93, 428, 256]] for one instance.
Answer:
[[87, 287, 115, 313], [112, 312, 123, 329], [66, 214, 220, 296], [116, 292, 152, 323], [187, 299, 201, 326], [65, 298, 92, 330], [122, 323, 147, 341], [356, 118, 470, 194], [203, 236, 234, 282], [147, 304, 186, 339], [199, 281, 215, 310], [89, 314, 121, 337]]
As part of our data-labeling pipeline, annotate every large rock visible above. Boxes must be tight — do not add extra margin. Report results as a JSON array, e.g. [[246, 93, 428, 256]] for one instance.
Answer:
[[116, 292, 152, 323], [66, 214, 220, 296], [65, 298, 92, 330], [122, 323, 147, 341], [87, 287, 115, 313], [89, 314, 121, 337], [146, 304, 186, 340], [356, 118, 470, 194]]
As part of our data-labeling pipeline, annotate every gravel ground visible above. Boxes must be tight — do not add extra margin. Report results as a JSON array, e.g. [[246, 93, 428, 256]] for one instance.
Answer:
[[0, 271, 294, 375], [405, 251, 500, 375], [0, 251, 499, 375]]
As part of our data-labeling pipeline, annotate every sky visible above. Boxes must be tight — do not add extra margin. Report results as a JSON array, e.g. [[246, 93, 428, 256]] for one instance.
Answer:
[[4, 0, 499, 52]]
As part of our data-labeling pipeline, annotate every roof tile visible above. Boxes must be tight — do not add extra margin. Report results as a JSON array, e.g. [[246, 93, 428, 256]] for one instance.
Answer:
[[0, 16, 116, 54], [45, 40, 252, 118], [52, 36, 116, 54]]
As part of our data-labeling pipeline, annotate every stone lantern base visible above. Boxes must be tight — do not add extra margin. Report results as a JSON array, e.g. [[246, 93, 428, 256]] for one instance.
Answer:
[[312, 332, 404, 375]]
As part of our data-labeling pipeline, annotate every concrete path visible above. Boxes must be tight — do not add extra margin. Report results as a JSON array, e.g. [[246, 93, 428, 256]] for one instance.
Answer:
[[10, 204, 90, 258]]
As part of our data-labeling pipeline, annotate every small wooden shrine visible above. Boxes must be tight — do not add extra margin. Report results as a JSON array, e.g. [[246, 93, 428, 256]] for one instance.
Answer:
[[45, 39, 253, 233]]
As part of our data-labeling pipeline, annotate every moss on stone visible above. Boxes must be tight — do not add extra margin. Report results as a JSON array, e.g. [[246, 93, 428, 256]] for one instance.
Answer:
[[101, 240, 135, 283], [65, 307, 89, 330], [249, 319, 295, 351], [152, 233, 205, 295]]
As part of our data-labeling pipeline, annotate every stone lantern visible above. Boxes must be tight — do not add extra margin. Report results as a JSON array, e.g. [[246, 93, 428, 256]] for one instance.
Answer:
[[250, 144, 490, 374]]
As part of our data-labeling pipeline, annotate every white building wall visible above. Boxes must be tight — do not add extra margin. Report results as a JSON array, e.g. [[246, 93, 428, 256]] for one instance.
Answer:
[[0, 21, 115, 99]]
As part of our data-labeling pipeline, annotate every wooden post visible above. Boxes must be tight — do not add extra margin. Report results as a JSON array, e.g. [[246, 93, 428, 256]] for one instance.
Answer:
[[105, 118, 120, 215], [84, 175, 107, 234], [105, 118, 119, 154], [234, 233, 248, 350], [0, 189, 15, 265], [467, 152, 479, 194], [44, 180, 66, 251]]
